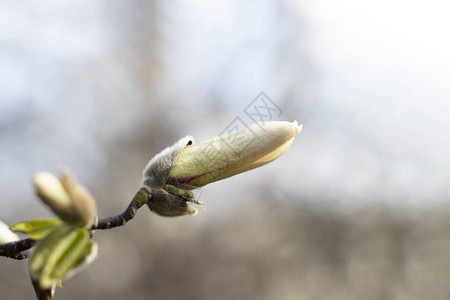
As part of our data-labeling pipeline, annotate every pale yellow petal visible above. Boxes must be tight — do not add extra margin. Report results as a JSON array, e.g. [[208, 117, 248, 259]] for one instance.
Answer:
[[170, 121, 302, 187]]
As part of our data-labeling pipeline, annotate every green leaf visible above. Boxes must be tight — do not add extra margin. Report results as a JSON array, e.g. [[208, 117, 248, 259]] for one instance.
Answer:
[[29, 224, 74, 279], [29, 225, 96, 289], [10, 218, 62, 239]]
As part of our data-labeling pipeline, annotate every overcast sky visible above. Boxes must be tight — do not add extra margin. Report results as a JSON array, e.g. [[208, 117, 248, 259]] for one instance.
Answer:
[[1, 0, 449, 215]]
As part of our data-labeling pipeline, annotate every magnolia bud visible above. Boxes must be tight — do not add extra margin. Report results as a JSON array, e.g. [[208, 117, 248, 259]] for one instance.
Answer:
[[169, 121, 302, 188], [141, 121, 301, 217], [33, 168, 96, 227]]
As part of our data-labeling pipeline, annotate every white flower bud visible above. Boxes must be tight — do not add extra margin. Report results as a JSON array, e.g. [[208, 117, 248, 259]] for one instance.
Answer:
[[141, 121, 301, 217]]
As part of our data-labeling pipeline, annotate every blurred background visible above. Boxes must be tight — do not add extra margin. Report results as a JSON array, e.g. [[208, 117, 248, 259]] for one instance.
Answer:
[[1, 0, 450, 299]]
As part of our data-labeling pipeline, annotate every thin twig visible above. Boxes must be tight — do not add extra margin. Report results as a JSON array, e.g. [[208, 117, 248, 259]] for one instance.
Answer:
[[0, 237, 36, 259], [91, 189, 149, 230]]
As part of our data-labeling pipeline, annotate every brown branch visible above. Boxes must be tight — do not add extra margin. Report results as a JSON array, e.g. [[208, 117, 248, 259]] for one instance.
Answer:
[[91, 189, 149, 230], [0, 237, 36, 260]]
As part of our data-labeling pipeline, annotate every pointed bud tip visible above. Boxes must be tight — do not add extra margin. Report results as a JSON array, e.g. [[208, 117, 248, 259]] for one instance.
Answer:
[[33, 172, 72, 206], [292, 120, 302, 135], [33, 172, 59, 188]]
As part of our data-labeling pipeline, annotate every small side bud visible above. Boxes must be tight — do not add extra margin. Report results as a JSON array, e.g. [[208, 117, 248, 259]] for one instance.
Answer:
[[147, 188, 198, 217], [33, 169, 96, 227], [59, 168, 96, 228]]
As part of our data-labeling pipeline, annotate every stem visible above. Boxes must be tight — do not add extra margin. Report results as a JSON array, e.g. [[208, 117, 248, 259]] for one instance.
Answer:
[[91, 189, 149, 230], [0, 189, 150, 259], [0, 237, 36, 259], [31, 278, 55, 300]]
